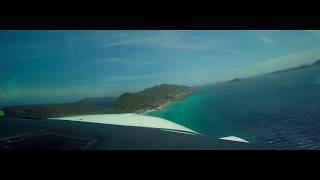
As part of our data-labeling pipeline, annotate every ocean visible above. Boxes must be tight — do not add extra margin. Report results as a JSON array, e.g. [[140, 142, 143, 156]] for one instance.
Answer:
[[147, 65, 320, 149]]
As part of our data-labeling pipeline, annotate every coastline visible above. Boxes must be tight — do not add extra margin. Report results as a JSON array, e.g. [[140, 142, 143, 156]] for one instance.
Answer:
[[141, 102, 169, 115], [141, 90, 194, 115]]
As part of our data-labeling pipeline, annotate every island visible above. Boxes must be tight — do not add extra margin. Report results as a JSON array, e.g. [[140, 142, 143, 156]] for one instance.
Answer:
[[271, 59, 320, 74], [227, 78, 244, 83], [112, 84, 193, 114], [4, 84, 193, 118]]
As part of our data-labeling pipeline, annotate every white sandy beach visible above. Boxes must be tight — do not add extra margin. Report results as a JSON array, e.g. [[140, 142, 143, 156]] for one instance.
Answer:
[[141, 100, 176, 115], [141, 103, 167, 115]]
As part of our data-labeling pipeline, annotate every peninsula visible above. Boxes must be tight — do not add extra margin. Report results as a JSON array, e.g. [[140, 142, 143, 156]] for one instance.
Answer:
[[4, 84, 193, 118]]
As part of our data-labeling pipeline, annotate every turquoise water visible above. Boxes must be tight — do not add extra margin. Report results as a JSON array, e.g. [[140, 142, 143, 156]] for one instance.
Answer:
[[147, 88, 254, 140], [148, 65, 320, 149]]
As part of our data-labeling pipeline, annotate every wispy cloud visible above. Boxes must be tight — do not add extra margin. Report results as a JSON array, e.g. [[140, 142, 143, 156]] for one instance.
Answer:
[[257, 30, 278, 43], [226, 49, 245, 54], [261, 37, 272, 43], [105, 31, 216, 50], [93, 56, 166, 67], [94, 57, 122, 64]]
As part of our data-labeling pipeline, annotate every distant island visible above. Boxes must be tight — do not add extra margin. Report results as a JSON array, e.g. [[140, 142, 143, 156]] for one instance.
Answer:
[[271, 59, 320, 75], [226, 59, 320, 83], [227, 78, 244, 83], [4, 84, 193, 118]]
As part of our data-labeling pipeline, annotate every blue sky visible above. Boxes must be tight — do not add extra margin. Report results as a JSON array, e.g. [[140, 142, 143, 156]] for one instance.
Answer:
[[1, 30, 320, 105]]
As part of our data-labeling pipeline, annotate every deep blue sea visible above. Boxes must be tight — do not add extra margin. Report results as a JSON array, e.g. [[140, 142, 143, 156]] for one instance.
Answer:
[[147, 65, 320, 149]]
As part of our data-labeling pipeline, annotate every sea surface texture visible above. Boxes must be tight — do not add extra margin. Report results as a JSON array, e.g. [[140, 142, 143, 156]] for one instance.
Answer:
[[148, 65, 320, 149]]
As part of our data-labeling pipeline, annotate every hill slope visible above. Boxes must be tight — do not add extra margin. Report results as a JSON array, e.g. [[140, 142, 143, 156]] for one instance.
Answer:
[[112, 84, 193, 113], [76, 97, 117, 107]]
